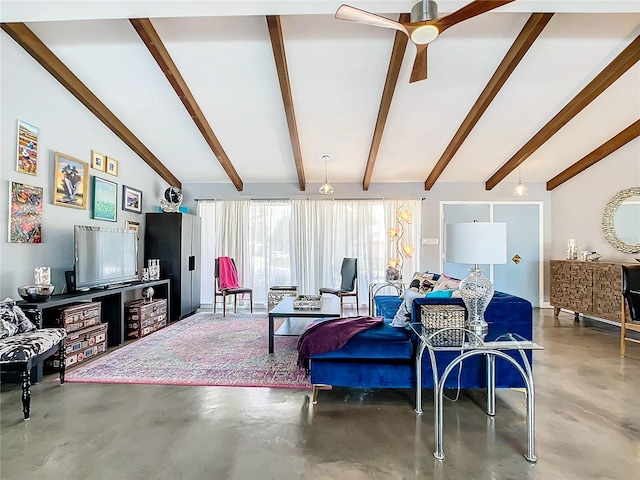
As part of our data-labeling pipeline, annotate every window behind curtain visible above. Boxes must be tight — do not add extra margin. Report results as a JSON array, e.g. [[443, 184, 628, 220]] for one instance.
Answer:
[[198, 198, 421, 307]]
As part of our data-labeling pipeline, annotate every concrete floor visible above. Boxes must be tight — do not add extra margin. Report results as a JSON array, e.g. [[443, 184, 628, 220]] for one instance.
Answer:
[[1, 308, 639, 480]]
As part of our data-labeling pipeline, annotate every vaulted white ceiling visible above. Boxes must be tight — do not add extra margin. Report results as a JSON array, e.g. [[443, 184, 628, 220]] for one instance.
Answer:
[[2, 1, 639, 190]]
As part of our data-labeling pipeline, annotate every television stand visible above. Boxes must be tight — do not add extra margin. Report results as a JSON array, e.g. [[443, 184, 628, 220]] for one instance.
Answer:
[[17, 279, 170, 382], [104, 283, 132, 290]]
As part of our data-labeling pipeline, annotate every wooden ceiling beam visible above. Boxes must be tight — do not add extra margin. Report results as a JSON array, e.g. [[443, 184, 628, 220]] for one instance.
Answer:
[[1, 22, 182, 188], [266, 15, 305, 191], [486, 35, 640, 190], [130, 18, 244, 191], [546, 119, 640, 190], [424, 13, 553, 190], [362, 13, 410, 191]]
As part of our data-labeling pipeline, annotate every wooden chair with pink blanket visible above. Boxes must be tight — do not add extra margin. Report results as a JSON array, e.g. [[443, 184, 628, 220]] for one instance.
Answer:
[[214, 257, 253, 317]]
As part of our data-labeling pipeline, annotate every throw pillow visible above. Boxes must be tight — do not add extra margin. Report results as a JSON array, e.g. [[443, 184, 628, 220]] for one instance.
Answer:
[[432, 275, 460, 292], [0, 297, 36, 335], [425, 289, 455, 299], [0, 318, 18, 339], [0, 299, 20, 338], [391, 289, 423, 327], [410, 272, 437, 294]]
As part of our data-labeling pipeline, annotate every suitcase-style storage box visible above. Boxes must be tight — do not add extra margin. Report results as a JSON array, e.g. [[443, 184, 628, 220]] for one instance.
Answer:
[[126, 298, 168, 339], [45, 322, 108, 368], [49, 301, 102, 332]]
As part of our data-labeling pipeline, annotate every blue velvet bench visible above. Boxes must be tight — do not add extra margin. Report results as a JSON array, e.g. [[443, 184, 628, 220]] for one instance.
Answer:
[[308, 291, 533, 402]]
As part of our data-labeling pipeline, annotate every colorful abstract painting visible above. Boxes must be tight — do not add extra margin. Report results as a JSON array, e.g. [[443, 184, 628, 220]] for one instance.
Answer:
[[9, 181, 43, 243], [17, 120, 39, 175]]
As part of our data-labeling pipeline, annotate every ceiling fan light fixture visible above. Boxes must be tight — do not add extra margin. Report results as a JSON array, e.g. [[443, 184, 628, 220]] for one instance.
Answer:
[[319, 154, 334, 195], [410, 24, 440, 44], [410, 0, 438, 22]]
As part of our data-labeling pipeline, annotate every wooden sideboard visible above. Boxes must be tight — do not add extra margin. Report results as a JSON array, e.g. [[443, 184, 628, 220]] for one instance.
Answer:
[[550, 260, 634, 324]]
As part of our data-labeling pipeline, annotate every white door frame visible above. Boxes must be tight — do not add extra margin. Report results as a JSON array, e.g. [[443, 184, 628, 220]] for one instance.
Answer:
[[439, 201, 544, 307]]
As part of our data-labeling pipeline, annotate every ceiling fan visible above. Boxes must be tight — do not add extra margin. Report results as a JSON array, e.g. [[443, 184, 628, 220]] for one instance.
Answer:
[[335, 0, 515, 83]]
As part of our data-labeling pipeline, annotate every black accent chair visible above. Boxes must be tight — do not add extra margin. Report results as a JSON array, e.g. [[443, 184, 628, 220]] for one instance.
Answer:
[[621, 265, 640, 356], [214, 257, 253, 317], [319, 258, 359, 313]]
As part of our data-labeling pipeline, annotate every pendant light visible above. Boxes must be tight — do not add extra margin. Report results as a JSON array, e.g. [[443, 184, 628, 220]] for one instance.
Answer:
[[319, 155, 334, 195], [512, 166, 528, 197]]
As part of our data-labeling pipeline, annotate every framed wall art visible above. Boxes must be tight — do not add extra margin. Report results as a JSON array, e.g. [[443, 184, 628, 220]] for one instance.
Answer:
[[9, 181, 43, 243], [17, 120, 39, 175], [92, 176, 117, 222], [91, 150, 106, 172], [125, 220, 141, 241], [53, 152, 89, 209], [122, 185, 142, 213], [106, 157, 119, 177]]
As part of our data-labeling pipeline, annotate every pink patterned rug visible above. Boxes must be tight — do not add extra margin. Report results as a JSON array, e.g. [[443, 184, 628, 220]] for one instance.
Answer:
[[65, 312, 311, 389]]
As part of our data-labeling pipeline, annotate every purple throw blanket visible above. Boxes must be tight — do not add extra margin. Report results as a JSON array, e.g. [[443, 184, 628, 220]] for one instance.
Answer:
[[296, 316, 384, 372]]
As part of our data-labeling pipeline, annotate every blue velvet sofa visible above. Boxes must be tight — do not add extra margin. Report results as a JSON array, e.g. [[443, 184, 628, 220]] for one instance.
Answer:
[[308, 290, 533, 390]]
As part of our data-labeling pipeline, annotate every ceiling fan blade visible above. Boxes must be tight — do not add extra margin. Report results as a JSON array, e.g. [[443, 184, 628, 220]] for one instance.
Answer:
[[410, 44, 429, 83], [335, 5, 409, 37], [434, 0, 515, 33]]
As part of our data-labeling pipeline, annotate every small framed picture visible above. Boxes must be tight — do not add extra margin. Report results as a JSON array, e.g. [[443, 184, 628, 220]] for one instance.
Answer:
[[122, 185, 143, 214], [92, 176, 117, 222], [106, 157, 118, 177], [53, 152, 89, 209], [17, 120, 39, 175], [125, 220, 140, 241], [91, 150, 106, 172]]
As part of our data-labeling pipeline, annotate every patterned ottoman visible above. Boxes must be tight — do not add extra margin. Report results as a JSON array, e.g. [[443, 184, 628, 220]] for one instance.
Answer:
[[268, 286, 298, 311]]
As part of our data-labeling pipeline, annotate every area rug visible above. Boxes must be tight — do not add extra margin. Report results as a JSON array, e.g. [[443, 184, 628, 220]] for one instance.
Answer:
[[65, 312, 311, 389]]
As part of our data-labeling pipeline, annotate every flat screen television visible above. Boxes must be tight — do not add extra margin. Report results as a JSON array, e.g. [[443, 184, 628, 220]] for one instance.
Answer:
[[74, 225, 138, 289]]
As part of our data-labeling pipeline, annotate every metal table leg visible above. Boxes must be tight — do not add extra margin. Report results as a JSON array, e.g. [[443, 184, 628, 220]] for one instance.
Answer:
[[268, 312, 274, 353], [434, 350, 536, 462], [486, 353, 496, 416]]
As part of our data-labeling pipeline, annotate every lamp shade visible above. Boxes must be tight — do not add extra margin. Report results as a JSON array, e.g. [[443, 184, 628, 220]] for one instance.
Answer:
[[445, 222, 507, 265]]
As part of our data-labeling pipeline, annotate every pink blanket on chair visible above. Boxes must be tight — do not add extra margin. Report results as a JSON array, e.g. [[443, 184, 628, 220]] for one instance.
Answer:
[[218, 256, 240, 290]]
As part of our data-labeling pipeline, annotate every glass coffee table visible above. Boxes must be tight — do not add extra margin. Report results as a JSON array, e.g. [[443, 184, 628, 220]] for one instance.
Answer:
[[268, 296, 341, 353], [408, 324, 543, 462]]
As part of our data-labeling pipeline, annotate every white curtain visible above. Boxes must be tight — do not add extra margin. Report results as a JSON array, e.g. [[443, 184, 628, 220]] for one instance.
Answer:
[[198, 198, 421, 308], [198, 200, 250, 305], [248, 200, 292, 305]]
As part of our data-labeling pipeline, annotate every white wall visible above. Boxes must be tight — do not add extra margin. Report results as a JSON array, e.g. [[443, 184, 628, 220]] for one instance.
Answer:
[[550, 142, 640, 262], [0, 31, 169, 299]]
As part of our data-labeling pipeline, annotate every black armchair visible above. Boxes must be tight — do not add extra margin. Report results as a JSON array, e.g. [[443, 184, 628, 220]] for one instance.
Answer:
[[319, 257, 359, 313], [621, 264, 640, 356]]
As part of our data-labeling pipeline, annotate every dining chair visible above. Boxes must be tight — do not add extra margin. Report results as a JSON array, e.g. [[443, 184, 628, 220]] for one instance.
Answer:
[[319, 257, 359, 313]]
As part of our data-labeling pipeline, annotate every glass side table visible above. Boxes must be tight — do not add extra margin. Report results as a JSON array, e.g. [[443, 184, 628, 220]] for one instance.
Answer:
[[408, 324, 544, 463], [368, 281, 405, 314]]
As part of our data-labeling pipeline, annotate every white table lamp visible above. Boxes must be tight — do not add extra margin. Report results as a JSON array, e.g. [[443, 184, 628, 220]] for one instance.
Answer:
[[445, 222, 507, 337]]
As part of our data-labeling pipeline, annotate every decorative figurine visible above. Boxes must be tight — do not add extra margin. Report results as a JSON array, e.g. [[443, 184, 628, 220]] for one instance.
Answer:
[[160, 186, 183, 213], [385, 266, 400, 282]]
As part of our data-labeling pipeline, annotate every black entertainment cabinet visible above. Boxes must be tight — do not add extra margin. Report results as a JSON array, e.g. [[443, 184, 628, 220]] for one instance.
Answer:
[[17, 279, 170, 382]]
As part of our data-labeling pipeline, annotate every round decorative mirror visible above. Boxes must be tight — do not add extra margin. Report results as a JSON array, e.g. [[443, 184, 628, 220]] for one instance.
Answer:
[[602, 187, 640, 254]]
